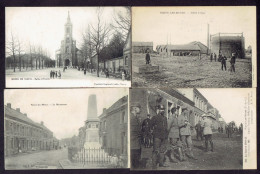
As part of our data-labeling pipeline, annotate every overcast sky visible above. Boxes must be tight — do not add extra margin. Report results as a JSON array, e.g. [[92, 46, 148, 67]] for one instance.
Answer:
[[198, 88, 255, 126], [133, 6, 256, 50], [6, 7, 128, 59], [4, 88, 128, 139]]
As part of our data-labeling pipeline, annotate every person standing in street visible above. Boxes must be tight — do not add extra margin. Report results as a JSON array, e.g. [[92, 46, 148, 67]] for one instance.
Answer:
[[178, 107, 198, 160], [151, 105, 169, 168], [210, 53, 213, 62], [230, 53, 236, 73], [214, 53, 217, 62], [201, 114, 214, 152], [145, 51, 151, 65], [220, 54, 227, 71]]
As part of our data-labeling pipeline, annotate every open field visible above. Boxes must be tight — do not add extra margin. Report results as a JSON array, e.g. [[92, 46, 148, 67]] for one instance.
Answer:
[[132, 53, 252, 88]]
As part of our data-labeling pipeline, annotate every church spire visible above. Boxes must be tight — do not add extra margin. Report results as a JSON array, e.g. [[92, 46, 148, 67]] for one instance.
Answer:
[[67, 11, 71, 23]]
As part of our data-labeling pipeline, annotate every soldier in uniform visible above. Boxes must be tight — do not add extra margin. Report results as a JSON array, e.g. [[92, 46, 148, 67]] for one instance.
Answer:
[[130, 104, 142, 169], [195, 120, 203, 141], [178, 107, 198, 160], [167, 107, 185, 162], [151, 105, 169, 168], [201, 114, 214, 152], [142, 114, 152, 148]]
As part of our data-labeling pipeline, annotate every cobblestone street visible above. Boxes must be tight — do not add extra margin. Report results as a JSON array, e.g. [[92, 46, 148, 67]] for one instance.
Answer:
[[5, 148, 68, 169]]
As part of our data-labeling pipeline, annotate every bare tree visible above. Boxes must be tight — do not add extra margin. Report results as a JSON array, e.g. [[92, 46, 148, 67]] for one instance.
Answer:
[[6, 31, 18, 72], [89, 7, 111, 77], [111, 7, 131, 41], [17, 38, 24, 71]]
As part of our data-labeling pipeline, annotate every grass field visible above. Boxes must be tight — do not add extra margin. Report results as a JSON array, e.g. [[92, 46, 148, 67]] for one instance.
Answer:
[[132, 53, 252, 88]]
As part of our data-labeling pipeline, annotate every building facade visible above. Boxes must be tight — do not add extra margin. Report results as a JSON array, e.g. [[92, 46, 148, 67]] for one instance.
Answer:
[[132, 42, 153, 53], [4, 103, 58, 156], [99, 96, 128, 157], [56, 12, 81, 68]]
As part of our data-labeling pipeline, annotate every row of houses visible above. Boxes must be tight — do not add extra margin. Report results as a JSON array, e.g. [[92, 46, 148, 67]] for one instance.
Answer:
[[4, 103, 59, 156], [133, 32, 245, 58], [130, 88, 226, 135]]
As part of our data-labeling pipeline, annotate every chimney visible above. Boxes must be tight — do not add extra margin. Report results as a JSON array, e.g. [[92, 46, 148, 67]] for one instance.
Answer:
[[103, 108, 107, 114], [7, 103, 11, 108], [16, 108, 20, 112], [41, 121, 44, 125]]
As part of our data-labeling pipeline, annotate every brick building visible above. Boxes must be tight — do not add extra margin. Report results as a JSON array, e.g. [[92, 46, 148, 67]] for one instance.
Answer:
[[99, 96, 128, 157], [4, 103, 58, 156]]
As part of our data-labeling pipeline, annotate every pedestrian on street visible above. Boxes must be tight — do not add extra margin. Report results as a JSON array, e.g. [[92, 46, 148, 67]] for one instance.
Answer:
[[58, 70, 61, 79], [214, 53, 217, 62], [210, 53, 213, 62], [151, 105, 169, 168], [167, 107, 185, 162], [130, 104, 142, 169], [178, 107, 198, 160], [50, 70, 52, 79], [220, 54, 227, 71], [201, 114, 214, 152], [145, 51, 151, 65], [122, 70, 126, 81], [84, 69, 86, 75], [227, 124, 232, 138], [230, 53, 236, 74], [195, 121, 203, 141], [55, 71, 58, 78]]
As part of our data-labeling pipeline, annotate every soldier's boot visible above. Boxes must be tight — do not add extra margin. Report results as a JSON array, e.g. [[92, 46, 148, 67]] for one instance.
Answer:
[[205, 141, 208, 152], [210, 141, 214, 152], [187, 148, 198, 160], [167, 150, 178, 163], [177, 147, 185, 161]]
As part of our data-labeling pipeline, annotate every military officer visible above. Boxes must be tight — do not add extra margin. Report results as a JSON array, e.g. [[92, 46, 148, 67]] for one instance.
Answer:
[[178, 107, 197, 160], [151, 105, 169, 168], [201, 114, 214, 152], [167, 107, 185, 162]]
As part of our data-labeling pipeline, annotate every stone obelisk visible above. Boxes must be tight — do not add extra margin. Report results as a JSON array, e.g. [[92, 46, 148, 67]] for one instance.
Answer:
[[84, 94, 100, 148]]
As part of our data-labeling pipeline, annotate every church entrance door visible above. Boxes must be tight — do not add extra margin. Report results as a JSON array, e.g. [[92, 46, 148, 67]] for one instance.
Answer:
[[65, 59, 70, 67]]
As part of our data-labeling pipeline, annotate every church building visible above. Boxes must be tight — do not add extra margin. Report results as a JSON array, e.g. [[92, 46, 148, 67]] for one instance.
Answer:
[[55, 12, 80, 68]]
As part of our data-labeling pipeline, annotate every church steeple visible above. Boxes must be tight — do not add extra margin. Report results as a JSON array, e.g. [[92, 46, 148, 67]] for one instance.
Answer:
[[67, 11, 71, 24]]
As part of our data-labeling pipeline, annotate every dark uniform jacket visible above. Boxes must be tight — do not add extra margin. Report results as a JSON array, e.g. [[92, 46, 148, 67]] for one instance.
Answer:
[[230, 55, 236, 64], [145, 53, 150, 61], [151, 114, 168, 139]]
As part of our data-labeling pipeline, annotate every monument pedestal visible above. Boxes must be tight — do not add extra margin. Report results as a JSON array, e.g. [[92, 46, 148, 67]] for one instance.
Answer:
[[133, 64, 160, 73]]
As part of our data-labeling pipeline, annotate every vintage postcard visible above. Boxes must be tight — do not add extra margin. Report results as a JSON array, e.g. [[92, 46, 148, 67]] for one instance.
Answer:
[[132, 6, 257, 88], [130, 88, 256, 170], [5, 7, 131, 88], [4, 88, 129, 169]]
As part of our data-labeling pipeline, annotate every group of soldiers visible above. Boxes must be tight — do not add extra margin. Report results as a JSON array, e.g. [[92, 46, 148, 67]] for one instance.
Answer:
[[210, 52, 237, 73], [132, 104, 215, 169]]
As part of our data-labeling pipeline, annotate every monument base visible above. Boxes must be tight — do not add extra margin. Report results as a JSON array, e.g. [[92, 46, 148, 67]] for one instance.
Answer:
[[84, 142, 101, 149], [133, 64, 160, 73]]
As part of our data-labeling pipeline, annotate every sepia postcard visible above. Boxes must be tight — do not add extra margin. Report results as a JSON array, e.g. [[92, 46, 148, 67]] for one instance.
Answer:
[[4, 88, 129, 169], [132, 6, 257, 88], [5, 7, 131, 88], [130, 88, 256, 170]]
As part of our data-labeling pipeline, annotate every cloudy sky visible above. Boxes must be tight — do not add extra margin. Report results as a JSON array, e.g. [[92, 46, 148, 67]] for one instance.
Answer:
[[6, 7, 128, 59], [198, 88, 255, 126], [133, 6, 256, 50], [4, 88, 128, 139]]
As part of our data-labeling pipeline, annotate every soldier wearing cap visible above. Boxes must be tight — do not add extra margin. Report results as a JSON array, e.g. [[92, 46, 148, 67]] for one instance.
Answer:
[[201, 114, 214, 152], [151, 104, 169, 168], [167, 107, 185, 162], [178, 107, 197, 160]]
